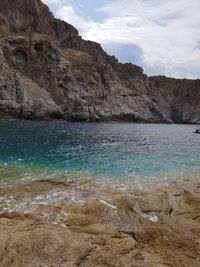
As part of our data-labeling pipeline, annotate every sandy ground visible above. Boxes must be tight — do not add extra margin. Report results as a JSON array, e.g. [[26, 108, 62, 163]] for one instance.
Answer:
[[0, 178, 200, 267]]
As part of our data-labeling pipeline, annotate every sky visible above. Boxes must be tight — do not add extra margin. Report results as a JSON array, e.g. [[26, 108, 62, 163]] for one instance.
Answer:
[[43, 0, 200, 79]]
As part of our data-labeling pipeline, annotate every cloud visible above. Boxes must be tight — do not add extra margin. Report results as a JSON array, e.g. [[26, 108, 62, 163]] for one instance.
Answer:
[[103, 43, 145, 67], [42, 0, 200, 79]]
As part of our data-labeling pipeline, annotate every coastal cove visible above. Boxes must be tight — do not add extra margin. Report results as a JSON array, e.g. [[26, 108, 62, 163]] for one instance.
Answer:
[[0, 0, 200, 266], [0, 122, 200, 266], [0, 120, 200, 213]]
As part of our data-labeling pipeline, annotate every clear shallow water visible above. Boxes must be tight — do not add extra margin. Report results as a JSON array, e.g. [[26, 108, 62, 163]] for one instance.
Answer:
[[0, 120, 200, 187]]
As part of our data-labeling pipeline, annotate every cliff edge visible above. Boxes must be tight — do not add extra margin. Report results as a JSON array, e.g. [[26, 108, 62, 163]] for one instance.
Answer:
[[0, 0, 200, 123]]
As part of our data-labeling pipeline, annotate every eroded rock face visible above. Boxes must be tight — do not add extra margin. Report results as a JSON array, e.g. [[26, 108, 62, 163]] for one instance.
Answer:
[[149, 76, 200, 123], [0, 0, 200, 123]]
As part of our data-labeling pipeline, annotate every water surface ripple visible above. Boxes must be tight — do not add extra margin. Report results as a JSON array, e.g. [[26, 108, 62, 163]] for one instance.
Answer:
[[0, 120, 200, 186]]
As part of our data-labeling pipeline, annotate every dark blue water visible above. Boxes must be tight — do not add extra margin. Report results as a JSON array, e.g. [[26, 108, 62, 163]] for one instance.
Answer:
[[0, 120, 200, 186]]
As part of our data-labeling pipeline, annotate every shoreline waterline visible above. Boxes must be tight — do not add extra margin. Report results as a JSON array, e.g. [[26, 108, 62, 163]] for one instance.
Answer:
[[0, 121, 200, 266], [0, 168, 200, 215], [0, 175, 200, 266]]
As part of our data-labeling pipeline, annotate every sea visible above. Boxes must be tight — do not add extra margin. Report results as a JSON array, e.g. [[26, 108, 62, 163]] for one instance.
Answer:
[[0, 120, 200, 189], [0, 120, 200, 186]]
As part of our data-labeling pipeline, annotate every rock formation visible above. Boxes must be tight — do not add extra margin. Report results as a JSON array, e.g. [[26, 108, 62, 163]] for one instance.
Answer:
[[0, 178, 200, 266], [0, 0, 200, 123]]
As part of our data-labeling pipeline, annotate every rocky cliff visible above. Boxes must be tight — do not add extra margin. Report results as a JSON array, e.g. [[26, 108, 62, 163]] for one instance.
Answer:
[[0, 0, 200, 123]]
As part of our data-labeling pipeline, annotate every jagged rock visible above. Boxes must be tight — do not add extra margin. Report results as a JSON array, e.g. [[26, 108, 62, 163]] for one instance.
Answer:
[[0, 0, 200, 123]]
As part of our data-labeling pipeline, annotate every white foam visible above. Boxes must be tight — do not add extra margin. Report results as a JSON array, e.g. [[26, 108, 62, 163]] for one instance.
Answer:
[[100, 200, 117, 210], [143, 213, 159, 222]]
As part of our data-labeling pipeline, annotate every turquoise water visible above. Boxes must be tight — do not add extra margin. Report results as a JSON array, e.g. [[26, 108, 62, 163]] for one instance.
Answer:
[[0, 120, 200, 186]]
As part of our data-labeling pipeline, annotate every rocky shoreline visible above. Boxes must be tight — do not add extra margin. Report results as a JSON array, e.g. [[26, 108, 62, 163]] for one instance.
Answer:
[[0, 177, 200, 267]]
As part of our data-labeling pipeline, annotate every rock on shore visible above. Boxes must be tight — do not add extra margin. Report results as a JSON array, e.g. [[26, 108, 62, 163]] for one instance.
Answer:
[[0, 179, 200, 267], [0, 0, 200, 122]]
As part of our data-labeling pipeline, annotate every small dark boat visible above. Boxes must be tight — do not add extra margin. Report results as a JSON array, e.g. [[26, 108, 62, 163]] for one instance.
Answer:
[[193, 129, 200, 134]]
